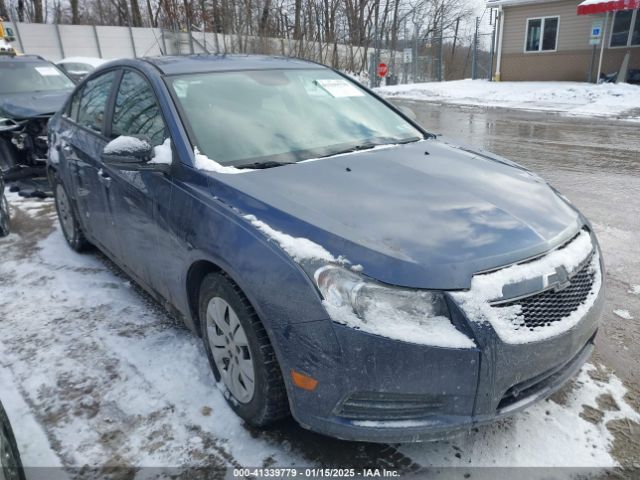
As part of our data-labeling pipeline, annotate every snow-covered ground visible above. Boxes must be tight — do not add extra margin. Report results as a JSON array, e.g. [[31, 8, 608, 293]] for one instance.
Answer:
[[375, 80, 640, 121], [0, 191, 639, 475]]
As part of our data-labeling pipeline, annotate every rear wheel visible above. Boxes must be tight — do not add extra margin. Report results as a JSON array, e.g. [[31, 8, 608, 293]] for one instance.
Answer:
[[53, 178, 89, 252], [199, 272, 289, 426], [0, 401, 25, 480]]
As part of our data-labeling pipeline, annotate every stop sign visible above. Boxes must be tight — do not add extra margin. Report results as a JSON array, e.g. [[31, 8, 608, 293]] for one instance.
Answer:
[[377, 63, 388, 77]]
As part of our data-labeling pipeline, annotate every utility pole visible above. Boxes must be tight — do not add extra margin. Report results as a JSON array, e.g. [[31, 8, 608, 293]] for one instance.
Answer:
[[451, 17, 460, 62], [471, 17, 479, 80], [489, 15, 496, 81]]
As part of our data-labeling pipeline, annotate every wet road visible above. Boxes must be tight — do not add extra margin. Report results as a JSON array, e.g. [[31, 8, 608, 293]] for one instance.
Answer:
[[391, 100, 640, 401]]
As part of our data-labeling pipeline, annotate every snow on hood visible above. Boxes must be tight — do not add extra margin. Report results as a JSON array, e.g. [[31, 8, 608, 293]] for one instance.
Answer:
[[210, 140, 582, 290], [243, 214, 337, 263], [194, 147, 253, 174], [243, 213, 473, 349]]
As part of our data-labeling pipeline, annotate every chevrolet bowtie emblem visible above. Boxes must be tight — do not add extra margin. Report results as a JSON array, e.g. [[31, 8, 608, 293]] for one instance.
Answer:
[[542, 266, 571, 292]]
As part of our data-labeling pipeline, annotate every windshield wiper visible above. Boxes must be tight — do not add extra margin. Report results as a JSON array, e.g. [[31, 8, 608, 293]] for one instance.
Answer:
[[320, 142, 380, 159], [236, 160, 296, 170], [320, 136, 423, 159]]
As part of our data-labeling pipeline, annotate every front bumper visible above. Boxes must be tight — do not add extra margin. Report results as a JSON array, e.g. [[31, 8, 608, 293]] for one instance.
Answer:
[[279, 275, 604, 443]]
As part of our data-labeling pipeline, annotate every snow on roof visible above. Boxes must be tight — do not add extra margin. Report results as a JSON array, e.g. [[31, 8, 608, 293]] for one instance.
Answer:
[[486, 0, 563, 7], [577, 0, 640, 15], [56, 56, 107, 67]]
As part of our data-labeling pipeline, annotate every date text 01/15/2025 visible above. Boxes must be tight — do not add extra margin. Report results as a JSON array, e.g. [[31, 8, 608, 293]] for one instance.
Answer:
[[232, 468, 400, 477]]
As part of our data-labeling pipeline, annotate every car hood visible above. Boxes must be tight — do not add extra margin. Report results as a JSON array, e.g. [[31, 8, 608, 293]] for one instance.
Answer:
[[0, 90, 72, 119], [211, 140, 583, 289]]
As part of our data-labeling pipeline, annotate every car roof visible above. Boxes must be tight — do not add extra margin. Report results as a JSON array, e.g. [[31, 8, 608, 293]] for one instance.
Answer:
[[140, 54, 325, 75], [56, 56, 108, 67], [0, 54, 47, 63]]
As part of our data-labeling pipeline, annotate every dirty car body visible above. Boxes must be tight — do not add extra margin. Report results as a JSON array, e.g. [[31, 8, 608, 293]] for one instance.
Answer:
[[0, 55, 74, 180], [47, 55, 604, 443]]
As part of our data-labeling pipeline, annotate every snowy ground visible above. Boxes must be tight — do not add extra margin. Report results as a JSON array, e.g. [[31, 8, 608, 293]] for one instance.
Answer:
[[375, 80, 640, 121], [1, 182, 639, 477]]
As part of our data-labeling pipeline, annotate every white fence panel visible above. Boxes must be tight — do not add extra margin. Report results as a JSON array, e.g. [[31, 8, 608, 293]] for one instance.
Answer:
[[4, 21, 397, 79], [58, 25, 99, 59], [131, 27, 164, 57], [10, 23, 60, 60], [95, 26, 136, 59]]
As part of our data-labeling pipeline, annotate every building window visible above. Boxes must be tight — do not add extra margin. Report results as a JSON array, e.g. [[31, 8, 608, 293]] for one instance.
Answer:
[[525, 17, 559, 52], [610, 9, 640, 47]]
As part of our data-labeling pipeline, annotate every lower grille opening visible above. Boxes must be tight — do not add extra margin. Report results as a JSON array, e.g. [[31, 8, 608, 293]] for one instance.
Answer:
[[336, 391, 444, 421], [498, 333, 596, 411]]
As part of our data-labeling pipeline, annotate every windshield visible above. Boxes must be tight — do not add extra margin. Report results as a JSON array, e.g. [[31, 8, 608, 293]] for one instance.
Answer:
[[0, 61, 75, 94], [168, 69, 423, 166]]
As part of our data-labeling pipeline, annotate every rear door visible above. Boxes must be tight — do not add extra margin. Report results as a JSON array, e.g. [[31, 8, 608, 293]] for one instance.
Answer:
[[68, 70, 121, 258]]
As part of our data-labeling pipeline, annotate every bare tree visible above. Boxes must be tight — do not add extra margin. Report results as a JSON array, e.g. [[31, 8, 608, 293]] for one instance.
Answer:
[[0, 0, 9, 19]]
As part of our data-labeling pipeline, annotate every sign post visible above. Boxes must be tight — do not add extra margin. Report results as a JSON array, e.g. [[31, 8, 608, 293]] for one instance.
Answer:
[[589, 20, 603, 45], [403, 48, 412, 64], [588, 20, 603, 83], [596, 12, 609, 83]]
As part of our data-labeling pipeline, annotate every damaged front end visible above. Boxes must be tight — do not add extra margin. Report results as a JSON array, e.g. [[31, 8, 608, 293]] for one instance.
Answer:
[[0, 112, 51, 181], [0, 55, 74, 194]]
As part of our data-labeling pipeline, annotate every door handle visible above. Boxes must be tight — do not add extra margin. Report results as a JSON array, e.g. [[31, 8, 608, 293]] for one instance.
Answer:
[[97, 168, 112, 187]]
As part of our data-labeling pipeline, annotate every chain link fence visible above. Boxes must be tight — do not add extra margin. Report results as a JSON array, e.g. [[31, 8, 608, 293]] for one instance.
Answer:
[[368, 10, 499, 88]]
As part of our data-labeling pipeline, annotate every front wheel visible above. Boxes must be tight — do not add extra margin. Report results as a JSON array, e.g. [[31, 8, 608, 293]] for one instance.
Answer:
[[0, 401, 25, 480], [199, 272, 289, 426], [53, 178, 89, 252]]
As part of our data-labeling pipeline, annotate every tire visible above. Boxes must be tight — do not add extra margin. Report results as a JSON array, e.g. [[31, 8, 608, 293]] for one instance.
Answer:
[[199, 272, 289, 426], [0, 193, 9, 238], [0, 401, 26, 480], [0, 138, 18, 175], [53, 177, 90, 252]]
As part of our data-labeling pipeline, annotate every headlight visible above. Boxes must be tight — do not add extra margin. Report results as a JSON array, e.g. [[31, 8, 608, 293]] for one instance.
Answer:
[[313, 265, 475, 348]]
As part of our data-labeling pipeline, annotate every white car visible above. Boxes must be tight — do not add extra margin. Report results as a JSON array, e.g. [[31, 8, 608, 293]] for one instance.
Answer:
[[55, 56, 107, 83]]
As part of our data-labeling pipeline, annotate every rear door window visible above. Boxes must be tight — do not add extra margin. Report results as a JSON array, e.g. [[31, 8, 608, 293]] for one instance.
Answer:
[[77, 71, 117, 134], [66, 87, 83, 121]]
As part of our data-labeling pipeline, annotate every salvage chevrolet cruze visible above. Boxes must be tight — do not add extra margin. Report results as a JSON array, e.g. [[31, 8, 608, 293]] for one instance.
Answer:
[[47, 55, 604, 442]]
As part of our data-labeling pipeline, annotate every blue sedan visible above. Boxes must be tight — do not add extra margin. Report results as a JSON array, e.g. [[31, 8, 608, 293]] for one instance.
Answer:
[[47, 55, 604, 442]]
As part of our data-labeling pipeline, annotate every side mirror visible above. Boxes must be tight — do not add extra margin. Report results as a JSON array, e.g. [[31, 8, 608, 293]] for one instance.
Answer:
[[398, 105, 417, 121], [101, 136, 169, 172]]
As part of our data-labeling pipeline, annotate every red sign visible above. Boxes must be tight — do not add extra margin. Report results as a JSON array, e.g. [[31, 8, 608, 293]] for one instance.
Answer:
[[377, 63, 388, 78]]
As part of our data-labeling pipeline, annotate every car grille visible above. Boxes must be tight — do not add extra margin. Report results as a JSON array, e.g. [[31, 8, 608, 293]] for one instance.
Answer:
[[494, 252, 596, 331], [335, 392, 444, 420]]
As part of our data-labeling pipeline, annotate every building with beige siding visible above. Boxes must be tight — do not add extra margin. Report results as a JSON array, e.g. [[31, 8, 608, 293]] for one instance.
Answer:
[[488, 0, 639, 81]]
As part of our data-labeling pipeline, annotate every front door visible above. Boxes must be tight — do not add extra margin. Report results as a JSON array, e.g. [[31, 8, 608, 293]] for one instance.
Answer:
[[103, 69, 174, 300]]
